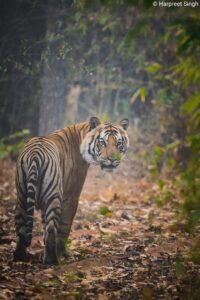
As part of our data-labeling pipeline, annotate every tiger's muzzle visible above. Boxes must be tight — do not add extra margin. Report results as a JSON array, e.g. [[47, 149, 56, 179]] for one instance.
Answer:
[[100, 159, 120, 172]]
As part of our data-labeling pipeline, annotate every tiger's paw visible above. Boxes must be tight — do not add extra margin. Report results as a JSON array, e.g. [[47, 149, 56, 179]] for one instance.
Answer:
[[57, 240, 69, 259], [43, 254, 59, 265], [13, 247, 28, 262]]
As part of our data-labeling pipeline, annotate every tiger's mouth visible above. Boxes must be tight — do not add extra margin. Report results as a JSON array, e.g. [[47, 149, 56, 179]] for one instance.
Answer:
[[100, 164, 117, 172]]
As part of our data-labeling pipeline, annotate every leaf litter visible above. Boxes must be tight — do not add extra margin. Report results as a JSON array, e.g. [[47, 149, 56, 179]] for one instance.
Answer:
[[0, 158, 200, 299]]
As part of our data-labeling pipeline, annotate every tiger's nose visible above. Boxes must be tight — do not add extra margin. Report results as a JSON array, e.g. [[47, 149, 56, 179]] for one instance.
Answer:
[[108, 157, 115, 163]]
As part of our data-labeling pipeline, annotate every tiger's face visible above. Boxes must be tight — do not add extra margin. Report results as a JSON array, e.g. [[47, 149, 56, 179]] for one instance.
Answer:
[[81, 117, 129, 172]]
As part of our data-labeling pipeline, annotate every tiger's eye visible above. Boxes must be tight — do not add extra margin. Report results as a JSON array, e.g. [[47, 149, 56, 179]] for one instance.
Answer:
[[99, 139, 106, 147], [117, 141, 124, 151], [117, 141, 123, 147]]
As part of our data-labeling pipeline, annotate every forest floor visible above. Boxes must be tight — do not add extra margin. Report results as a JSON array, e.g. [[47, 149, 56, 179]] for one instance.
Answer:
[[0, 153, 200, 300]]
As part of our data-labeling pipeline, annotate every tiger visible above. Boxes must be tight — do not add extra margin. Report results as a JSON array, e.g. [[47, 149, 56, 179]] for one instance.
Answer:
[[13, 117, 129, 265]]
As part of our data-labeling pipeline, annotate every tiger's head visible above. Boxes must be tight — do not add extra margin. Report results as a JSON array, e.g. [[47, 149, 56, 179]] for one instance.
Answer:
[[81, 117, 129, 172]]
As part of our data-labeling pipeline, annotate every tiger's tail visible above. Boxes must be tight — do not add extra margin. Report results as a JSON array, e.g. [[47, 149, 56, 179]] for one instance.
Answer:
[[14, 158, 39, 261], [25, 159, 39, 246]]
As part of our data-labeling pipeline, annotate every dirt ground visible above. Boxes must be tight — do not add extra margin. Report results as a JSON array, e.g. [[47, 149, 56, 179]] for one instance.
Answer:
[[0, 154, 200, 300]]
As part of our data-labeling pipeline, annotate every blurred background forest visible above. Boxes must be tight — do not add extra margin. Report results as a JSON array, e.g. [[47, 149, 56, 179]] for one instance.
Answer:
[[0, 0, 199, 136]]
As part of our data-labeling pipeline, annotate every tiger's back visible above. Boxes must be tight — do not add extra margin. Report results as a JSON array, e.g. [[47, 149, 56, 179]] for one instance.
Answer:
[[47, 124, 89, 198]]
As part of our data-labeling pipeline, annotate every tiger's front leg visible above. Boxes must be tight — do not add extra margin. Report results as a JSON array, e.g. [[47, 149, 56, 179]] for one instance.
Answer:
[[43, 198, 61, 265], [57, 197, 79, 259]]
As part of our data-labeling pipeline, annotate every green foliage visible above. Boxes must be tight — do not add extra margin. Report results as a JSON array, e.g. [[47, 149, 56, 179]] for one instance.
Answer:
[[99, 206, 112, 217], [38, 279, 61, 288], [174, 253, 186, 277], [178, 140, 200, 231], [149, 146, 165, 176], [65, 271, 80, 283], [150, 189, 175, 208], [182, 93, 200, 115], [152, 133, 200, 230], [0, 129, 30, 159], [153, 146, 165, 158], [188, 240, 200, 264], [64, 238, 72, 256], [145, 63, 162, 74], [145, 8, 200, 240], [114, 152, 122, 161], [99, 113, 110, 123], [131, 87, 147, 104]]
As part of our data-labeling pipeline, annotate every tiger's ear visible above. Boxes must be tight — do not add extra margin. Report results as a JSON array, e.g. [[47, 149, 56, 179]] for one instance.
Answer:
[[120, 118, 129, 130], [89, 117, 101, 130]]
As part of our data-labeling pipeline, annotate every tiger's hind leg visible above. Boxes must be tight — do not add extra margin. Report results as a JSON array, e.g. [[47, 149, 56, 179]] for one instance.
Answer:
[[14, 173, 36, 262], [43, 196, 61, 265], [14, 195, 28, 261]]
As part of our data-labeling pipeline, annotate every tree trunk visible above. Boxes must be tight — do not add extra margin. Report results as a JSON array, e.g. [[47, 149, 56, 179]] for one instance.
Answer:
[[39, 3, 67, 135]]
